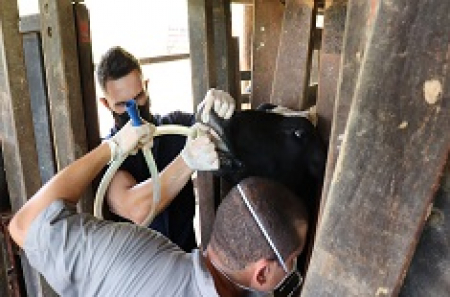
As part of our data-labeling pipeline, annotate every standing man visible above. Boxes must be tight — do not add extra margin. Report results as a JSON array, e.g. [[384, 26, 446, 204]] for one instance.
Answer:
[[96, 46, 235, 251]]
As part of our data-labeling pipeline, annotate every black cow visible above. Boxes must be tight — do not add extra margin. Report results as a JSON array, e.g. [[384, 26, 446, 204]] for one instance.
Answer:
[[203, 104, 327, 213], [201, 104, 327, 275]]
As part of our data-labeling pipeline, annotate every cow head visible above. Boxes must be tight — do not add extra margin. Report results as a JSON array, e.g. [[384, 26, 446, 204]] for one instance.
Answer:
[[200, 104, 327, 211]]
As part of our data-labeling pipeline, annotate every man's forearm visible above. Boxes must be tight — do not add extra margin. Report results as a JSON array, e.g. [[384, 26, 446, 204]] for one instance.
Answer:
[[8, 142, 111, 247], [109, 154, 194, 224]]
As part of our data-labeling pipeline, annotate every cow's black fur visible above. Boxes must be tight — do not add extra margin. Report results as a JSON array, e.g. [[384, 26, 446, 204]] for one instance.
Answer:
[[204, 104, 326, 213], [201, 104, 327, 275]]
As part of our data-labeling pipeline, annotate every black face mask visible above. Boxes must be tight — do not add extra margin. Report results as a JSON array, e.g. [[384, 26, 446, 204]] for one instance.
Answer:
[[112, 99, 152, 128]]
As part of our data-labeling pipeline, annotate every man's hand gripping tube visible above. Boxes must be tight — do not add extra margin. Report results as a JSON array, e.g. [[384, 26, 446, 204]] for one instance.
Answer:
[[94, 100, 160, 227], [94, 100, 195, 227]]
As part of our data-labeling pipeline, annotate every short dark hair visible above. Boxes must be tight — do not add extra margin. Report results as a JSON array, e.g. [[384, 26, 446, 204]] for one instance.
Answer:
[[210, 177, 308, 270], [96, 46, 142, 91]]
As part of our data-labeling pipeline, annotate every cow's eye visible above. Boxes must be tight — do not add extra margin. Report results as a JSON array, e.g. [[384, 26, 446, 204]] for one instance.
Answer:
[[294, 129, 304, 138]]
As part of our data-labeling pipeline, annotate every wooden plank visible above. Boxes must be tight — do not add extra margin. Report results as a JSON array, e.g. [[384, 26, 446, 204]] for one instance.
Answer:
[[74, 3, 100, 152], [38, 0, 92, 214], [270, 0, 317, 110], [22, 32, 56, 184], [318, 0, 374, 219], [219, 37, 241, 201], [0, 3, 40, 214], [0, 1, 55, 296], [302, 0, 450, 295], [139, 53, 190, 65], [188, 0, 217, 249], [0, 223, 9, 297], [251, 0, 284, 108], [400, 162, 450, 296], [19, 14, 40, 34], [230, 37, 242, 107], [188, 0, 215, 105], [212, 0, 234, 93], [0, 146, 10, 212], [241, 4, 253, 93], [0, 215, 22, 296], [73, 3, 100, 213], [38, 0, 89, 169], [231, 0, 253, 4], [315, 0, 348, 145]]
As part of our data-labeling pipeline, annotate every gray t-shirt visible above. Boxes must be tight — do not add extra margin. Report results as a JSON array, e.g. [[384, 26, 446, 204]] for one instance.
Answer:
[[23, 200, 219, 297]]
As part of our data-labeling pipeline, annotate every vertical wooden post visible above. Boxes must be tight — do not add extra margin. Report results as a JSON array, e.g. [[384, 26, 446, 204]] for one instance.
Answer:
[[73, 3, 100, 211], [251, 0, 284, 108], [0, 1, 56, 295], [38, 0, 88, 169], [74, 3, 100, 152], [0, 229, 8, 296], [302, 0, 450, 295], [318, 0, 374, 219], [212, 1, 243, 200], [241, 4, 253, 93], [188, 0, 215, 106], [400, 163, 450, 296], [270, 0, 317, 110], [38, 0, 92, 213], [213, 0, 233, 92], [21, 15, 57, 185], [188, 0, 217, 248], [315, 0, 348, 145]]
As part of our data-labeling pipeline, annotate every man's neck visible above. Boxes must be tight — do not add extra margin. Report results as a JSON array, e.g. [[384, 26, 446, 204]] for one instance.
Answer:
[[204, 249, 246, 297]]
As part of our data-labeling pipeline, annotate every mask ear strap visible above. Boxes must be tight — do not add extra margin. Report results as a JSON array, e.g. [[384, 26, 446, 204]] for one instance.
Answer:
[[237, 184, 289, 273]]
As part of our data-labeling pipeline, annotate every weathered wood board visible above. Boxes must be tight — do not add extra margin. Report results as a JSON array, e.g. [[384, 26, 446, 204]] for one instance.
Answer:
[[22, 31, 56, 185], [302, 0, 450, 296], [0, 1, 55, 296], [188, 0, 215, 104], [212, 0, 234, 95], [38, 0, 92, 214], [399, 163, 450, 296], [74, 3, 100, 152], [271, 0, 316, 110], [318, 0, 374, 220], [188, 0, 218, 249], [251, 0, 284, 108], [315, 0, 348, 145]]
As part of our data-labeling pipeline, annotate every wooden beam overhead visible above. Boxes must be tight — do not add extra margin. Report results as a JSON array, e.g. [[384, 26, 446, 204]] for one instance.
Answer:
[[231, 0, 253, 4]]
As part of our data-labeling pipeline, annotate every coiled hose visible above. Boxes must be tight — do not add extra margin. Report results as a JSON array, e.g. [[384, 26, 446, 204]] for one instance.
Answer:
[[93, 100, 195, 226]]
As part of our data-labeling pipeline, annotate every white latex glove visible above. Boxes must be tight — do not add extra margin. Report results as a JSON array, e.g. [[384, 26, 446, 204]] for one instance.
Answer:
[[106, 120, 155, 163], [197, 88, 235, 123], [181, 124, 219, 171]]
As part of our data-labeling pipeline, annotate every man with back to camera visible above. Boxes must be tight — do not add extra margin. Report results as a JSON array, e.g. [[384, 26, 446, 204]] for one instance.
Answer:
[[8, 120, 309, 296], [96, 46, 235, 251]]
